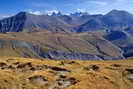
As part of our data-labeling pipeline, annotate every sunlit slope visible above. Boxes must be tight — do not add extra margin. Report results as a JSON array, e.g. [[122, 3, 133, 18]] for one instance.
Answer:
[[0, 31, 123, 60], [0, 57, 132, 89]]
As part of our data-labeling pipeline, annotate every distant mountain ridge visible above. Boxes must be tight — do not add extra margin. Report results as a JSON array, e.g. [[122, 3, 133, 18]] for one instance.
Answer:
[[1, 10, 133, 33]]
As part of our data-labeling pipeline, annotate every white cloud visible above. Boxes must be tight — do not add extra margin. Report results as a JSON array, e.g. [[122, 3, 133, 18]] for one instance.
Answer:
[[27, 9, 43, 15], [88, 1, 108, 6], [77, 9, 86, 12], [45, 10, 59, 15], [29, 11, 43, 15], [0, 15, 12, 19], [2, 15, 10, 18]]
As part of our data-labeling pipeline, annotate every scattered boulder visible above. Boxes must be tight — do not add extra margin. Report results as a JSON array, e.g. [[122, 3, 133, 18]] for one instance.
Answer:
[[34, 65, 48, 70], [55, 76, 78, 89], [111, 64, 121, 67], [0, 62, 7, 67], [17, 62, 33, 69], [13, 62, 20, 65], [123, 68, 133, 82], [126, 74, 133, 82], [13, 62, 49, 72], [59, 61, 79, 66], [50, 66, 71, 75], [7, 65, 15, 70], [16, 62, 34, 72], [0, 62, 8, 69], [67, 61, 78, 64], [84, 65, 100, 71], [51, 67, 70, 72], [27, 64, 49, 71], [125, 69, 133, 74], [28, 75, 48, 86]]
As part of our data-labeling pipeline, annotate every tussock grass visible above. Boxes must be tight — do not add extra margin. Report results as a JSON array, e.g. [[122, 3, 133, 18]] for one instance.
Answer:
[[0, 57, 132, 89]]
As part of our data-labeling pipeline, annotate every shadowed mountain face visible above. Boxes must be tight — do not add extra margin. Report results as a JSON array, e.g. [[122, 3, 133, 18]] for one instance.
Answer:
[[104, 30, 133, 58], [76, 19, 105, 32], [102, 10, 133, 30], [76, 10, 133, 32], [0, 12, 26, 33]]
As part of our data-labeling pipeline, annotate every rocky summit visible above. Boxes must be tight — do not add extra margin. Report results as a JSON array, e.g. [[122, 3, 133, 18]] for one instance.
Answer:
[[1, 10, 133, 33]]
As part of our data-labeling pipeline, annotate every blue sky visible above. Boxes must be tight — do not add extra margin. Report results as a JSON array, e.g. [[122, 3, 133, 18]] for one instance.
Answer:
[[0, 0, 133, 18]]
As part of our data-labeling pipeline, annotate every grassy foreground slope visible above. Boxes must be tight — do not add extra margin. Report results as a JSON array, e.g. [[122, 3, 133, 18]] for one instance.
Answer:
[[0, 57, 132, 89]]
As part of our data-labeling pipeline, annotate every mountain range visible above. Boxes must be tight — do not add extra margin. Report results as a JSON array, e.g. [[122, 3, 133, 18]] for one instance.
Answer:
[[1, 10, 133, 33], [0, 10, 133, 60]]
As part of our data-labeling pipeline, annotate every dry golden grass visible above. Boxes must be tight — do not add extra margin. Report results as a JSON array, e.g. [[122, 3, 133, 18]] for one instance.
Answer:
[[0, 32, 122, 59], [0, 57, 132, 89]]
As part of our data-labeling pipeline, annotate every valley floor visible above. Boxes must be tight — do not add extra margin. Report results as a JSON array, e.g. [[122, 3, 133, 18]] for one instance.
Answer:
[[0, 57, 132, 89]]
